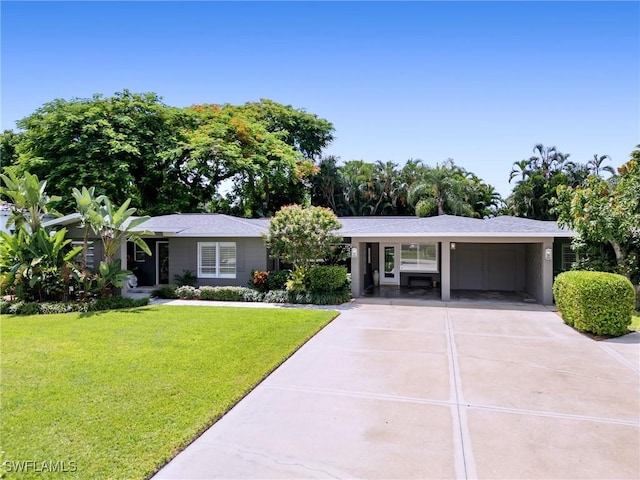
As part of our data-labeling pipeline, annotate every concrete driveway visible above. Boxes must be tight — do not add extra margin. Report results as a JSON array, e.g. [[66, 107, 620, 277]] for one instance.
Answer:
[[154, 302, 640, 479]]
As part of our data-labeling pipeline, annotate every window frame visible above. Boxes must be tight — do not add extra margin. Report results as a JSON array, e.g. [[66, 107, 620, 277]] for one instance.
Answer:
[[561, 243, 577, 272], [197, 241, 237, 279], [399, 242, 439, 273]]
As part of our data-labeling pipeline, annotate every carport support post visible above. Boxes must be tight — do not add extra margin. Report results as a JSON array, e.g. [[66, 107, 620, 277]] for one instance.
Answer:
[[542, 240, 554, 305], [350, 242, 363, 298], [441, 241, 451, 302]]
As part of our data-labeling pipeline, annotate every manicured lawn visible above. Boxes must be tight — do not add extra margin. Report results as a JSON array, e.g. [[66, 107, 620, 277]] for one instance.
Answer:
[[1, 305, 336, 479], [629, 312, 640, 331]]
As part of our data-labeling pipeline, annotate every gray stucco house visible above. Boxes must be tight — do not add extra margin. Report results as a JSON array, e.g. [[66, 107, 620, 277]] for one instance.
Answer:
[[48, 213, 575, 305]]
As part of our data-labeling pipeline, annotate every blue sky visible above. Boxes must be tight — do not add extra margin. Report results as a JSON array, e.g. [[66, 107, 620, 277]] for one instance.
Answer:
[[1, 1, 638, 197]]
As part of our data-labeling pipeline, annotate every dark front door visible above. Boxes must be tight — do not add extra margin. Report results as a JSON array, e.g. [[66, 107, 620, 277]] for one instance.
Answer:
[[157, 241, 169, 284]]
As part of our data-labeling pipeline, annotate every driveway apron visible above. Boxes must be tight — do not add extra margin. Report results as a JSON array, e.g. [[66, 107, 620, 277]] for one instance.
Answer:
[[153, 302, 640, 479]]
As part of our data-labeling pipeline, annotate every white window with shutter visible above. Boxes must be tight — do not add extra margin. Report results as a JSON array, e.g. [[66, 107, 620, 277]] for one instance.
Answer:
[[198, 242, 236, 278]]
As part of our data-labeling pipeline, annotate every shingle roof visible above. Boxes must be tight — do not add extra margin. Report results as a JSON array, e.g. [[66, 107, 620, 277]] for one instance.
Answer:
[[134, 214, 267, 237], [133, 213, 573, 238], [337, 215, 573, 237]]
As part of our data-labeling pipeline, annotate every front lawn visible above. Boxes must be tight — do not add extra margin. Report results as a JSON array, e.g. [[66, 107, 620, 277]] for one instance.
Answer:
[[630, 312, 640, 331], [1, 305, 336, 479]]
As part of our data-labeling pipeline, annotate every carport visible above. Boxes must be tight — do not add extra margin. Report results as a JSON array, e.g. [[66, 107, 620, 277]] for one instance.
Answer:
[[343, 215, 572, 306]]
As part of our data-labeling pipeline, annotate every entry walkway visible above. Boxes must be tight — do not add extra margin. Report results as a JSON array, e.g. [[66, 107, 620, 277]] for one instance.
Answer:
[[153, 302, 640, 479]]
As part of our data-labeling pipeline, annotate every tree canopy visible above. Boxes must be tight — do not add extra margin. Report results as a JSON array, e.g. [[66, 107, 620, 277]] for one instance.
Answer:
[[555, 147, 640, 282], [5, 91, 334, 217]]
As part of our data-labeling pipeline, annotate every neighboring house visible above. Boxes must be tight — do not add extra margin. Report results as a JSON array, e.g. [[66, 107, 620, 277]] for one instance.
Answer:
[[45, 213, 575, 305]]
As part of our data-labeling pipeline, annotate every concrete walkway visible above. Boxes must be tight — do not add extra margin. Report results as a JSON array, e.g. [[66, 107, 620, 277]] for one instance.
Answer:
[[153, 302, 640, 479]]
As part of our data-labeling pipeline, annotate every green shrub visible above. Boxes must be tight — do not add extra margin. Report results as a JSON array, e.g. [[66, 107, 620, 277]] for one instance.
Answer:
[[309, 288, 352, 305], [175, 286, 200, 300], [89, 297, 149, 312], [151, 284, 178, 299], [199, 286, 248, 302], [285, 267, 309, 292], [173, 270, 197, 287], [7, 301, 40, 315], [308, 265, 348, 292], [38, 302, 89, 314], [553, 271, 635, 336], [0, 297, 148, 315], [0, 299, 10, 314], [243, 289, 265, 302], [262, 290, 290, 303], [267, 270, 290, 291]]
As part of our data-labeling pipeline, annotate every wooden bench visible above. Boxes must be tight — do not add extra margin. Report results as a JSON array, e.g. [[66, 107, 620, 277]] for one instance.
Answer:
[[407, 275, 433, 289]]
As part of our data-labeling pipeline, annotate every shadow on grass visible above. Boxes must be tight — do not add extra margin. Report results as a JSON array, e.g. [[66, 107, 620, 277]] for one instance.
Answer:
[[77, 305, 157, 318]]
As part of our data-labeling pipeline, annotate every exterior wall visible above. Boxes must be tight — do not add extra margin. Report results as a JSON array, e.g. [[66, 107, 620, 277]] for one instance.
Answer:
[[525, 244, 543, 303], [168, 237, 267, 288], [450, 243, 526, 291]]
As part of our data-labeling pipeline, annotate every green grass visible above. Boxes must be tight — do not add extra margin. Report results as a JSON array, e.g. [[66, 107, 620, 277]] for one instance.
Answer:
[[1, 305, 337, 479], [629, 312, 640, 331]]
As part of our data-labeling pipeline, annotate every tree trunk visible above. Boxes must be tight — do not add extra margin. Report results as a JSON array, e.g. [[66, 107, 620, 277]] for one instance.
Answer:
[[610, 240, 629, 279]]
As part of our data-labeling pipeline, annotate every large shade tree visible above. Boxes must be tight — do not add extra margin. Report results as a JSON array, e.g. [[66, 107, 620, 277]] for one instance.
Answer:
[[6, 91, 334, 218]]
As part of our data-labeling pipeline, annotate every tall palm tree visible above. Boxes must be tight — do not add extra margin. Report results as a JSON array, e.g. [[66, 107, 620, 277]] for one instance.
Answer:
[[529, 144, 569, 180], [509, 159, 530, 183], [408, 164, 475, 217], [586, 154, 616, 177]]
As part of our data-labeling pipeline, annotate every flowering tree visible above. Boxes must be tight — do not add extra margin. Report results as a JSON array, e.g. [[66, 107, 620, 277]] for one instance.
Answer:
[[264, 205, 342, 271]]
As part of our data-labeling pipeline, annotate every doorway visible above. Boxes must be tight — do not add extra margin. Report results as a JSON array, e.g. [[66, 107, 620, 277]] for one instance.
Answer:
[[379, 244, 399, 285], [156, 241, 169, 285]]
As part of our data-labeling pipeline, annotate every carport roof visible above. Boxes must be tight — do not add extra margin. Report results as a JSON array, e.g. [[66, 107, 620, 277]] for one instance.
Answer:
[[129, 213, 574, 239], [338, 215, 574, 238]]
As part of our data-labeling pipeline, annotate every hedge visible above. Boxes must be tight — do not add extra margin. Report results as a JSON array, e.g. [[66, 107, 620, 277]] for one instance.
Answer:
[[308, 266, 348, 292], [553, 271, 635, 336], [0, 297, 150, 316]]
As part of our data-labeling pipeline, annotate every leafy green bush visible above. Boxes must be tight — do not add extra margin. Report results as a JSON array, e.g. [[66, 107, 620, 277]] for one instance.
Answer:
[[553, 271, 635, 336], [173, 270, 197, 287], [199, 286, 248, 302], [175, 286, 200, 300], [309, 289, 351, 305], [89, 297, 149, 312], [151, 285, 178, 299], [38, 302, 89, 314], [308, 265, 348, 292], [0, 297, 149, 315], [285, 267, 309, 292], [262, 290, 290, 303], [267, 270, 290, 291], [242, 289, 265, 302]]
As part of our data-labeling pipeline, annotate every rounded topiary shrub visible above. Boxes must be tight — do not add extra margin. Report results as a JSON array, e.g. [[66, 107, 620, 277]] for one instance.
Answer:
[[553, 271, 635, 337], [308, 266, 348, 293]]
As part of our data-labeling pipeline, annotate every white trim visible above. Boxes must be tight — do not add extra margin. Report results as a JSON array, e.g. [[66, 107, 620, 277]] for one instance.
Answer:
[[197, 241, 237, 279], [379, 244, 399, 285]]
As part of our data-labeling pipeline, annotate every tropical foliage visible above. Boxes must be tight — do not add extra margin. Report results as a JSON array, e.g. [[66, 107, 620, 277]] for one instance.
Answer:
[[0, 173, 150, 301], [555, 147, 640, 283]]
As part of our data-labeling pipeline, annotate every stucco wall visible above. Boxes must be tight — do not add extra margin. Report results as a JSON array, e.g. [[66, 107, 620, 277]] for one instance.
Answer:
[[525, 243, 543, 303], [168, 237, 267, 287]]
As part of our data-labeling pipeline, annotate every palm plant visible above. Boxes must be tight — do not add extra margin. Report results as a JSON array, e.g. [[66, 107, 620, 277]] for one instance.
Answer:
[[0, 171, 60, 232], [586, 154, 616, 177], [408, 164, 475, 217]]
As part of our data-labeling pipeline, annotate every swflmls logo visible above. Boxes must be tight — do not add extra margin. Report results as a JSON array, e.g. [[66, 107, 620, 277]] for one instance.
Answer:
[[3, 460, 78, 473]]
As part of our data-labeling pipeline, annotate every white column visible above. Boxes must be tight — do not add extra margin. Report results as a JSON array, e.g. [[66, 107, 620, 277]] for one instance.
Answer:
[[542, 240, 554, 305], [351, 242, 361, 297], [441, 241, 451, 302]]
